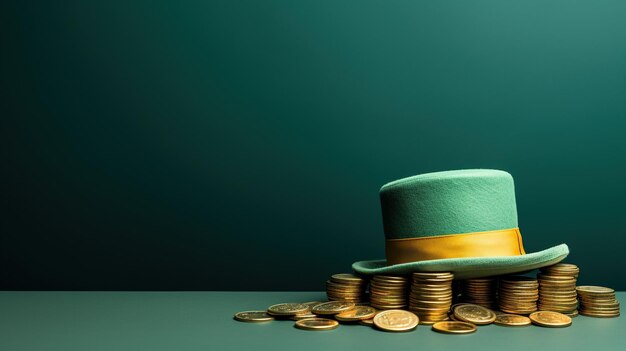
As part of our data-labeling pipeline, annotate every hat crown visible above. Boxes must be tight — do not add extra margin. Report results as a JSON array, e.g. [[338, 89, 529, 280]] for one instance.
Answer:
[[380, 169, 518, 240]]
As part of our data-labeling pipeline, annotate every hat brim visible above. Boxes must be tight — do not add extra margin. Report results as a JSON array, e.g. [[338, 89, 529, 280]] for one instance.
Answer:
[[352, 244, 569, 279]]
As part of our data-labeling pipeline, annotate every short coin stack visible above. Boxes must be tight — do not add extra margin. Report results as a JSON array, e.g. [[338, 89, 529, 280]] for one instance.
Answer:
[[460, 278, 498, 310], [369, 275, 409, 310], [537, 264, 579, 316], [325, 273, 368, 303], [498, 276, 539, 315], [577, 286, 620, 318], [409, 272, 454, 324]]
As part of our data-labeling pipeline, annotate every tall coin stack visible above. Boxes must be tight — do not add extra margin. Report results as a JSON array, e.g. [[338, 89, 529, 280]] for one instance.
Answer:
[[409, 272, 454, 324], [326, 273, 368, 303], [460, 278, 498, 310], [577, 286, 620, 318], [498, 276, 539, 315], [369, 275, 409, 310], [537, 264, 579, 316]]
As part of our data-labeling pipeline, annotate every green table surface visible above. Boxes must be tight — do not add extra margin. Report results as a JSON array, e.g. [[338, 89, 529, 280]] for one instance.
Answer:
[[0, 291, 624, 351]]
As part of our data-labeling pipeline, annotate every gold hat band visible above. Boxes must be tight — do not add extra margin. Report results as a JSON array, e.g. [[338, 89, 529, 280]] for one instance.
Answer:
[[385, 228, 525, 266]]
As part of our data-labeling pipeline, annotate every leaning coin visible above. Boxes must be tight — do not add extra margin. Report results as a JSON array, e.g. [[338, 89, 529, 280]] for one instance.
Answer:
[[335, 306, 378, 322], [294, 318, 339, 331], [529, 311, 572, 327], [312, 301, 356, 315], [267, 303, 309, 316], [453, 304, 496, 325], [431, 321, 477, 334], [373, 310, 419, 332], [234, 311, 274, 322], [494, 314, 531, 327]]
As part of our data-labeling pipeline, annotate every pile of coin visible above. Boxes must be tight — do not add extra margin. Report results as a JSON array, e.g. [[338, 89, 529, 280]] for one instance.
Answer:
[[325, 273, 368, 303], [369, 275, 409, 310], [409, 272, 454, 324], [460, 278, 498, 310], [498, 276, 538, 315], [577, 286, 620, 318], [537, 264, 579, 316]]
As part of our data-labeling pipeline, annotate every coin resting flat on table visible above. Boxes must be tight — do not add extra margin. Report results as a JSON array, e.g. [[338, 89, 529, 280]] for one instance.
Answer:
[[359, 318, 375, 326], [267, 303, 310, 316], [373, 310, 419, 332], [294, 318, 339, 331], [493, 314, 531, 327], [431, 321, 477, 334], [234, 311, 274, 323], [529, 311, 572, 327]]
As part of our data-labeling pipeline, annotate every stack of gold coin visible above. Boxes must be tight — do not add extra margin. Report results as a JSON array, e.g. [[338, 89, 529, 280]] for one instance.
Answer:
[[369, 275, 410, 310], [409, 272, 454, 324], [537, 264, 579, 316], [577, 286, 620, 318], [460, 278, 498, 310], [326, 273, 368, 303], [498, 276, 538, 315]]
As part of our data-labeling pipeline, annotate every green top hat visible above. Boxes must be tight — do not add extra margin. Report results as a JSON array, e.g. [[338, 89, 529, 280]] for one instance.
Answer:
[[352, 169, 569, 279]]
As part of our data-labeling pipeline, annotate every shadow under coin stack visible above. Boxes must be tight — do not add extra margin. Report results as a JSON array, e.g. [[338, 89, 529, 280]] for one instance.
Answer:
[[369, 275, 409, 310], [577, 286, 620, 318], [498, 276, 539, 315], [460, 278, 498, 310], [326, 274, 368, 303], [537, 264, 579, 317], [409, 272, 454, 325]]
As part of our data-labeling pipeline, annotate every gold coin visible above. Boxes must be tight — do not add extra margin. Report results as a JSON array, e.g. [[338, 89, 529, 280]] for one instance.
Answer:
[[335, 306, 378, 322], [373, 275, 408, 282], [267, 303, 309, 316], [431, 321, 476, 334], [373, 310, 419, 332], [302, 301, 323, 308], [294, 318, 339, 331], [331, 273, 366, 284], [541, 263, 579, 275], [453, 304, 496, 325], [565, 310, 579, 318], [529, 311, 572, 327], [311, 301, 355, 315], [412, 272, 454, 279], [578, 311, 620, 318], [359, 318, 375, 326], [576, 286, 615, 294], [291, 312, 318, 320], [234, 311, 274, 322], [538, 274, 576, 281], [493, 314, 532, 326]]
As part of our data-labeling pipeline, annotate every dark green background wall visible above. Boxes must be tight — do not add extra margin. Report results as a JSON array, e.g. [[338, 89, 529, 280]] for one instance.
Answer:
[[2, 1, 625, 291]]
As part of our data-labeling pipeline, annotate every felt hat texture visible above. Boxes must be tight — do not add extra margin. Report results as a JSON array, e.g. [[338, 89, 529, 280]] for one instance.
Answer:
[[352, 169, 569, 279]]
